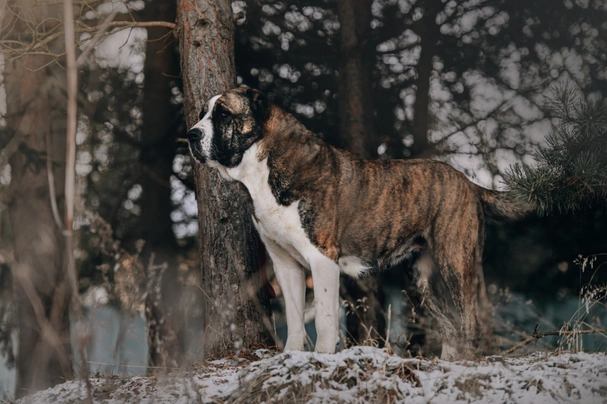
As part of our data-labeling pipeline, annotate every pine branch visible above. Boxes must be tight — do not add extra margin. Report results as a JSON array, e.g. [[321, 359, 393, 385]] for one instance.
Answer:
[[504, 82, 607, 215]]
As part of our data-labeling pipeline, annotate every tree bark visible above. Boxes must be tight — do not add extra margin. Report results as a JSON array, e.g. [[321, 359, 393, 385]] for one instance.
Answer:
[[409, 0, 442, 158], [337, 0, 386, 346], [337, 0, 376, 157], [3, 1, 73, 396], [138, 0, 185, 369], [176, 0, 274, 358]]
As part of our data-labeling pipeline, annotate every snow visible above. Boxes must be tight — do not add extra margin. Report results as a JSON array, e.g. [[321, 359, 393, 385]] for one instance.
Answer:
[[18, 347, 607, 403]]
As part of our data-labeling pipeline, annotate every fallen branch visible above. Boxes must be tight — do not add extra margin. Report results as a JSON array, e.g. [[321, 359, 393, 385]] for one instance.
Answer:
[[505, 328, 607, 355]]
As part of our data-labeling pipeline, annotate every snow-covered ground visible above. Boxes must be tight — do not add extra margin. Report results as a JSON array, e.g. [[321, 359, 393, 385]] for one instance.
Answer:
[[18, 347, 607, 403]]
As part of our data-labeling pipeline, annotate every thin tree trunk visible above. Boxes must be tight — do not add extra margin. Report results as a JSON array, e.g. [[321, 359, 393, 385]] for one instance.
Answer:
[[400, 0, 444, 356], [138, 0, 184, 369], [409, 0, 441, 158], [176, 0, 274, 358], [337, 0, 375, 156], [337, 0, 386, 346], [4, 1, 73, 396]]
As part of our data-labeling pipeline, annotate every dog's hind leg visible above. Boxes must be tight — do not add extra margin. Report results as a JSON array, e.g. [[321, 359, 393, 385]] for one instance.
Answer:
[[310, 255, 341, 353], [413, 247, 481, 360], [434, 255, 481, 360], [264, 239, 307, 351], [412, 250, 458, 358]]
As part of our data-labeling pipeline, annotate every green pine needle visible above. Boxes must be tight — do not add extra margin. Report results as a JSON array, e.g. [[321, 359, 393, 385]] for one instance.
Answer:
[[504, 82, 607, 216]]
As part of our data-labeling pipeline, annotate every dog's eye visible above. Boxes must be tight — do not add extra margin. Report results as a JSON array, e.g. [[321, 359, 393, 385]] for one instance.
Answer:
[[216, 105, 230, 118]]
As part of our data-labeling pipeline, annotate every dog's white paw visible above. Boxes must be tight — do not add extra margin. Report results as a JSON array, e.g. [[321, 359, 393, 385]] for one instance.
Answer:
[[284, 338, 305, 352], [314, 332, 338, 354]]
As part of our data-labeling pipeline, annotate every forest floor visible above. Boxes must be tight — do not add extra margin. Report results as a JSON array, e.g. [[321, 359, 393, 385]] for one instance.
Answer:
[[17, 346, 607, 403]]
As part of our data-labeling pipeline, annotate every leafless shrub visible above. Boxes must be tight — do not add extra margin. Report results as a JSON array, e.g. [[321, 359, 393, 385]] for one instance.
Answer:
[[87, 213, 179, 369], [559, 254, 607, 352]]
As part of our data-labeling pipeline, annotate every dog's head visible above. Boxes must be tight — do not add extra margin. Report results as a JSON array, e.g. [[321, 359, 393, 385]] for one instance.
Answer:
[[187, 87, 269, 168]]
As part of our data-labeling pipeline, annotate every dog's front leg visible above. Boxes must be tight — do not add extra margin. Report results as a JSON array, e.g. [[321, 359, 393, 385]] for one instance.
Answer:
[[310, 257, 340, 353], [264, 240, 307, 351]]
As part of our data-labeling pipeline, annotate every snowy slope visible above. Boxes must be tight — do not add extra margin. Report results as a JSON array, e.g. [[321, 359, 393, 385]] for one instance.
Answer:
[[18, 347, 607, 403]]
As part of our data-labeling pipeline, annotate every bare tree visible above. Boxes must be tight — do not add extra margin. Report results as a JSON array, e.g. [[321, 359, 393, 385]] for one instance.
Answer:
[[2, 0, 73, 397], [137, 0, 185, 369], [0, 0, 184, 395], [176, 0, 274, 358], [409, 0, 442, 158]]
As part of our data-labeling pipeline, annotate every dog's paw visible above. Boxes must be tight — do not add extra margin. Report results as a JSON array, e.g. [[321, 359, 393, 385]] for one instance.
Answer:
[[313, 337, 338, 354], [283, 340, 305, 351]]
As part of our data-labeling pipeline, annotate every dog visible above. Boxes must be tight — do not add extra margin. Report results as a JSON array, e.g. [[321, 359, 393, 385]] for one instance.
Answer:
[[187, 87, 532, 359]]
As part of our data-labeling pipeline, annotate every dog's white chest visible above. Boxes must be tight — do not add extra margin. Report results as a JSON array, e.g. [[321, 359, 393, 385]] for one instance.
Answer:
[[226, 145, 317, 266]]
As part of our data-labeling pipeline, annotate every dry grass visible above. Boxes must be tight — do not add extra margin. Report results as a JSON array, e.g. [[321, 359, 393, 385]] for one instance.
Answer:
[[224, 349, 420, 404]]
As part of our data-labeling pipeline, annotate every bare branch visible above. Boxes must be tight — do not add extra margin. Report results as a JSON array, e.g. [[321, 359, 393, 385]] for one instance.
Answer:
[[76, 8, 119, 66], [1, 20, 176, 61], [505, 328, 607, 355], [94, 20, 177, 31], [12, 263, 71, 378], [45, 123, 63, 229]]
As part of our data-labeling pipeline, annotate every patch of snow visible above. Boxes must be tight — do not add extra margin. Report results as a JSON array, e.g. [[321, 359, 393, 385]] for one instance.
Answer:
[[18, 347, 607, 403]]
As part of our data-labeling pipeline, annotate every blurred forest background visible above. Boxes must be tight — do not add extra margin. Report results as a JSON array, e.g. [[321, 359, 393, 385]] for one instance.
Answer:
[[0, 0, 606, 400]]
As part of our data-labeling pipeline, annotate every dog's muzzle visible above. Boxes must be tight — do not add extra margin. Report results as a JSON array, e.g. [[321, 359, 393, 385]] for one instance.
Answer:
[[187, 128, 205, 163]]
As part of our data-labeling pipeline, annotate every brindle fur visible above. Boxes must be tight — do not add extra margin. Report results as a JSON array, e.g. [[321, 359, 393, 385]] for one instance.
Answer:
[[189, 87, 533, 358]]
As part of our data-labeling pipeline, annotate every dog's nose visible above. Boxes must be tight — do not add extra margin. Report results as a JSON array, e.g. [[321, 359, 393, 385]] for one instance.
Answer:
[[187, 128, 203, 142]]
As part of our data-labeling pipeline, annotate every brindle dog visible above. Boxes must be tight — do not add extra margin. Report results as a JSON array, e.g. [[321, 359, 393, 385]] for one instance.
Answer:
[[188, 87, 532, 359]]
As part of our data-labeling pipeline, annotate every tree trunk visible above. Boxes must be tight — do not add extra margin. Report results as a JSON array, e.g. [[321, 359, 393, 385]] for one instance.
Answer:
[[138, 0, 184, 368], [176, 0, 274, 358], [337, 0, 386, 346], [409, 0, 442, 158], [337, 0, 376, 157], [3, 1, 73, 396]]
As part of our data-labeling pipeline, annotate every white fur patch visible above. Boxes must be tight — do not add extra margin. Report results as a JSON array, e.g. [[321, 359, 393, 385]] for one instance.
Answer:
[[190, 94, 221, 159], [338, 256, 371, 278], [226, 144, 320, 266], [414, 250, 434, 290], [225, 143, 341, 353]]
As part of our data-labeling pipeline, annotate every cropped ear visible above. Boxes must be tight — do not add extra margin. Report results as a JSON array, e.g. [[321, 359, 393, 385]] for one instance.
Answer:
[[247, 88, 270, 122]]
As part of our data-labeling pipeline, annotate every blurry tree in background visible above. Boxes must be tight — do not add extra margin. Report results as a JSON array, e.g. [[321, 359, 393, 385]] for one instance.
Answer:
[[1, 1, 73, 397], [0, 0, 190, 394], [235, 0, 607, 183], [137, 0, 184, 369]]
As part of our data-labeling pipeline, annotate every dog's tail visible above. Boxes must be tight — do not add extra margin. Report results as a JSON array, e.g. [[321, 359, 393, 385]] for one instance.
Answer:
[[474, 185, 535, 221]]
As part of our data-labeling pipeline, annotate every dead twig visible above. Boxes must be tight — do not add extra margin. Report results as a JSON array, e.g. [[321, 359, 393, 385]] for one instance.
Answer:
[[505, 328, 607, 355], [45, 117, 63, 230], [76, 8, 119, 66], [1, 20, 177, 61]]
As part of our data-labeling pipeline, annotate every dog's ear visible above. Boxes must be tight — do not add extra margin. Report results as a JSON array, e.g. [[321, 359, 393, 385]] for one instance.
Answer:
[[247, 88, 270, 122]]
